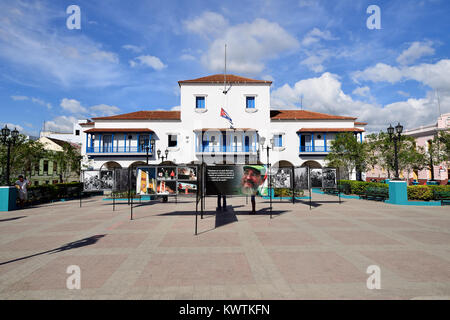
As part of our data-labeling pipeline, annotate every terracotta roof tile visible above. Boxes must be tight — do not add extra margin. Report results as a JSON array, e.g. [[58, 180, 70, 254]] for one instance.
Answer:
[[178, 74, 272, 85], [355, 122, 368, 125], [297, 128, 364, 133], [270, 110, 357, 120], [194, 128, 257, 132], [79, 122, 95, 126], [92, 111, 180, 121]]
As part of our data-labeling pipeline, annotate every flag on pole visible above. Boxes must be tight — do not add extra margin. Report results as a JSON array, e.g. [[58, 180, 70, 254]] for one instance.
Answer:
[[220, 107, 233, 125]]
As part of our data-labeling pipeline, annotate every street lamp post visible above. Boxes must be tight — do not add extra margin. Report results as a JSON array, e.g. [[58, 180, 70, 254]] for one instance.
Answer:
[[157, 149, 169, 163], [142, 139, 156, 165], [1, 125, 19, 186], [261, 137, 274, 216], [387, 122, 403, 181]]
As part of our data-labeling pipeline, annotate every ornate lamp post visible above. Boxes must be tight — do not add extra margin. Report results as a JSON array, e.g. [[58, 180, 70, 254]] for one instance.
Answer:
[[387, 122, 403, 181], [157, 149, 169, 163], [142, 138, 156, 165], [1, 125, 19, 185]]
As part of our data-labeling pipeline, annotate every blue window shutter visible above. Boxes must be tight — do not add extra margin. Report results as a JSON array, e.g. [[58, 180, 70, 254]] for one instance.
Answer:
[[276, 135, 282, 147], [246, 96, 255, 108], [196, 97, 205, 109]]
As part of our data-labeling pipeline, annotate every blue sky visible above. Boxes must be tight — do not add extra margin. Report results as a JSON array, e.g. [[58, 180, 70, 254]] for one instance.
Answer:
[[0, 0, 449, 135]]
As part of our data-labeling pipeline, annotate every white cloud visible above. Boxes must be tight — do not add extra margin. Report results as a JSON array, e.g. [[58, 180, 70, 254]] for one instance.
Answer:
[[170, 106, 180, 111], [301, 28, 337, 46], [352, 63, 403, 84], [300, 50, 331, 73], [31, 97, 52, 109], [129, 55, 167, 70], [11, 95, 28, 101], [60, 98, 88, 114], [44, 116, 77, 133], [0, 122, 24, 132], [90, 104, 121, 117], [122, 44, 144, 53], [10, 95, 52, 109], [352, 86, 371, 97], [183, 11, 229, 38], [0, 2, 124, 87], [271, 72, 449, 133], [353, 59, 450, 91], [396, 41, 435, 65], [59, 98, 121, 117], [180, 54, 196, 61], [185, 12, 299, 74]]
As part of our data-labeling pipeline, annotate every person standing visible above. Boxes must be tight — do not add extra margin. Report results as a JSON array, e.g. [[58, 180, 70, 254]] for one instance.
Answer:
[[217, 193, 227, 211], [15, 175, 31, 208]]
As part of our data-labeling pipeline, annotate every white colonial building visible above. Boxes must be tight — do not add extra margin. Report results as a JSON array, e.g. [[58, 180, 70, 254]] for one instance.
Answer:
[[80, 74, 366, 175]]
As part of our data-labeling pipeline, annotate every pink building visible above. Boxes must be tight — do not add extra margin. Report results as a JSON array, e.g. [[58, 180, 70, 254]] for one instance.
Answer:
[[366, 113, 450, 185]]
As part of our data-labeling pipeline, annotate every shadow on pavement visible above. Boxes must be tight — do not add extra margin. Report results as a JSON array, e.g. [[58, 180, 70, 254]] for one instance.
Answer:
[[0, 216, 27, 223], [0, 234, 106, 266]]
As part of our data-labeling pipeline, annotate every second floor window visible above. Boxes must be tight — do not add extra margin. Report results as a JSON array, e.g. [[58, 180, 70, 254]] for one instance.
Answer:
[[168, 134, 177, 147], [246, 96, 255, 109], [274, 134, 283, 147], [196, 96, 205, 109], [43, 160, 48, 173]]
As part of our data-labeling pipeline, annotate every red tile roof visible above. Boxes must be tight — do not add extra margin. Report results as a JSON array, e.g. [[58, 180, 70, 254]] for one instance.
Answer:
[[79, 122, 95, 126], [355, 122, 368, 125], [84, 128, 154, 133], [271, 110, 357, 120], [92, 111, 181, 121], [178, 74, 272, 85], [297, 128, 364, 133]]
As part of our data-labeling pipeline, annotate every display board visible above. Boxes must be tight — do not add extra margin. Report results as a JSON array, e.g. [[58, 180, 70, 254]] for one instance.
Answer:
[[271, 167, 292, 188], [83, 170, 114, 191], [113, 168, 130, 192], [136, 165, 198, 196], [322, 168, 337, 188], [293, 167, 309, 190], [205, 165, 268, 196], [310, 169, 323, 188]]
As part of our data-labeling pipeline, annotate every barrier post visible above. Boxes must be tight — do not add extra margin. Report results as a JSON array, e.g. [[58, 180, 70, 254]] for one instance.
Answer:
[[130, 193, 133, 220], [113, 192, 115, 211]]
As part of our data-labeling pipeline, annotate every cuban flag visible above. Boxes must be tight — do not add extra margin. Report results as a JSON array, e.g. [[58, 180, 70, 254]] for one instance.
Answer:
[[220, 108, 233, 125]]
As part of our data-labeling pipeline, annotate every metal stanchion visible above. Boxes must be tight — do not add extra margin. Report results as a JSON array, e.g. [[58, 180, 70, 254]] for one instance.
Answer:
[[113, 192, 115, 211], [130, 193, 133, 220]]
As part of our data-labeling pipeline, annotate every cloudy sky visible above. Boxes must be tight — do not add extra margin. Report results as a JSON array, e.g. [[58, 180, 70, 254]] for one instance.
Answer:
[[1, 0, 449, 135]]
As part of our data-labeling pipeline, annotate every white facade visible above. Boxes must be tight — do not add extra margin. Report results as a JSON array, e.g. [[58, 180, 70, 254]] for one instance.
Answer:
[[81, 75, 365, 172], [40, 119, 85, 145]]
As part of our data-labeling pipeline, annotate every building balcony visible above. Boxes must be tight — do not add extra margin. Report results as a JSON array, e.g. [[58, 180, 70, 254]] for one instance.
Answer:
[[299, 145, 329, 154], [86, 146, 153, 155], [195, 145, 258, 154]]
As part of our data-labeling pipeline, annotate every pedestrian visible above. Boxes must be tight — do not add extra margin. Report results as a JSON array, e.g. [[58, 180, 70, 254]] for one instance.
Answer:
[[217, 193, 227, 211], [15, 175, 31, 208]]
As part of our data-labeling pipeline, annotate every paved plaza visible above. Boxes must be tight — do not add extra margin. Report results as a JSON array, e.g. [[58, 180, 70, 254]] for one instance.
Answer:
[[0, 193, 449, 300]]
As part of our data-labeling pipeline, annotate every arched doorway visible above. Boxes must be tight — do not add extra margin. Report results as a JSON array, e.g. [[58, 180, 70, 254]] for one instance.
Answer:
[[129, 161, 147, 169], [100, 161, 122, 171], [300, 160, 322, 169]]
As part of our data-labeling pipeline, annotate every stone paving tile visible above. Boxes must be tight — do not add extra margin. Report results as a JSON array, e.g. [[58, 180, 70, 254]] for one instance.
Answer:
[[360, 250, 450, 282], [357, 219, 420, 228], [325, 230, 402, 245], [5, 254, 127, 291], [89, 233, 148, 249], [306, 219, 356, 228], [255, 231, 320, 246], [397, 230, 450, 245], [135, 253, 254, 287], [159, 232, 241, 247], [270, 251, 366, 284], [0, 235, 76, 252], [41, 222, 101, 233], [0, 194, 449, 299]]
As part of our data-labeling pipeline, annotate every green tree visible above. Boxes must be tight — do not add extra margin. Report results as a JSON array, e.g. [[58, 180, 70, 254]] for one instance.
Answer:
[[437, 130, 450, 161], [398, 139, 427, 185], [0, 135, 47, 184], [49, 143, 81, 183], [325, 132, 368, 180], [424, 133, 447, 181]]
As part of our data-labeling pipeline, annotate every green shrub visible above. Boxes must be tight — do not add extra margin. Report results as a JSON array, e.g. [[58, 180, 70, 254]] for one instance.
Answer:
[[338, 180, 450, 201], [338, 180, 388, 195], [407, 185, 434, 201]]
